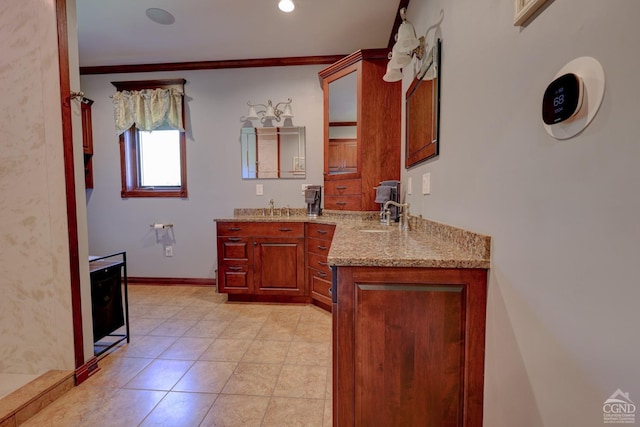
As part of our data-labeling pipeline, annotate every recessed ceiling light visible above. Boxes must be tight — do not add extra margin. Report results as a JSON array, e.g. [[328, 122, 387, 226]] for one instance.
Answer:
[[278, 0, 295, 13], [145, 8, 175, 25]]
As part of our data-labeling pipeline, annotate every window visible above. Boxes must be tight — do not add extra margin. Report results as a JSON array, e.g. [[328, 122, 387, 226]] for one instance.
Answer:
[[113, 79, 187, 198], [138, 130, 181, 187]]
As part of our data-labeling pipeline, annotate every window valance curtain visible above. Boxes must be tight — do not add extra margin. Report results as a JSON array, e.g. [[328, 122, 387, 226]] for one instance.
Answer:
[[113, 87, 184, 135]]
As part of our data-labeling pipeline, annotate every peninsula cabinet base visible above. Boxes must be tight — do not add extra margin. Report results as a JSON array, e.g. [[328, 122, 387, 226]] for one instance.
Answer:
[[332, 266, 488, 427]]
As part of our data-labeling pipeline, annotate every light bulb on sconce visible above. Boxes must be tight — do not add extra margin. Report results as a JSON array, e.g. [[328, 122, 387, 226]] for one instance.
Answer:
[[241, 99, 294, 126], [278, 0, 295, 12], [383, 7, 426, 82]]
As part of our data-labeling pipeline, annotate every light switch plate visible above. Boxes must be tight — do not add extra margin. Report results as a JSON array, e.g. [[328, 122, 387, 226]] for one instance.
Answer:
[[301, 184, 308, 195], [422, 173, 431, 195], [256, 184, 264, 196], [407, 177, 412, 195]]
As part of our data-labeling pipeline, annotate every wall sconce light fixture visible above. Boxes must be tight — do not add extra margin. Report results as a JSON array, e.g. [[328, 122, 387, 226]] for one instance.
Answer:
[[383, 8, 426, 82], [242, 99, 294, 126]]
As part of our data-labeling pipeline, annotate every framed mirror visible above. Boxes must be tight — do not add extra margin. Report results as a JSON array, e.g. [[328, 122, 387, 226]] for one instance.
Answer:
[[241, 126, 306, 179], [406, 39, 441, 168]]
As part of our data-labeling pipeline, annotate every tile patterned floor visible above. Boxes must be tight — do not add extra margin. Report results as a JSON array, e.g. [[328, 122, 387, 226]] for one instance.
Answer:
[[23, 285, 332, 427]]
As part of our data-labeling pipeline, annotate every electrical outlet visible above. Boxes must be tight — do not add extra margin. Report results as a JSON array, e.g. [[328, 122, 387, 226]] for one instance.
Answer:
[[256, 184, 264, 196], [165, 246, 173, 257], [422, 173, 431, 195], [407, 177, 413, 195]]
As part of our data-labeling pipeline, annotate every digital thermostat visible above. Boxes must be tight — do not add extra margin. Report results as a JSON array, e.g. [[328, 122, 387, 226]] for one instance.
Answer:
[[542, 73, 584, 124], [542, 57, 605, 140]]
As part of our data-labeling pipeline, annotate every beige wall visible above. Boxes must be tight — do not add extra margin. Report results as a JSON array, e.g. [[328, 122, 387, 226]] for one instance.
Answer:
[[0, 0, 76, 374]]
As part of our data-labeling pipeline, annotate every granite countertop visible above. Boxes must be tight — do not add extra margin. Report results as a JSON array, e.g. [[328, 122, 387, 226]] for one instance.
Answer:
[[216, 209, 491, 269]]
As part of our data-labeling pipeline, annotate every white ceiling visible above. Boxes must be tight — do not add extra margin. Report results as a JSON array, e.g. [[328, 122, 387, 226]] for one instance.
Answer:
[[76, 0, 401, 68]]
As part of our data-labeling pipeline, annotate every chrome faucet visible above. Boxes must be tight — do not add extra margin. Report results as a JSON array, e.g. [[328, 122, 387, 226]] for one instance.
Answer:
[[268, 199, 275, 217], [382, 200, 411, 231]]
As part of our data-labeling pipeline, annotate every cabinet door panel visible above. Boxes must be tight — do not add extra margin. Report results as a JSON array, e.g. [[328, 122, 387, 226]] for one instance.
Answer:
[[355, 283, 464, 427], [328, 140, 357, 174], [254, 237, 305, 295], [333, 266, 487, 427]]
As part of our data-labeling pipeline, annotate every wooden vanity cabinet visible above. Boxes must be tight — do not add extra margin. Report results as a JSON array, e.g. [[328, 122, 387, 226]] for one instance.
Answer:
[[332, 266, 488, 427], [319, 49, 401, 211], [216, 221, 306, 302], [305, 223, 335, 310]]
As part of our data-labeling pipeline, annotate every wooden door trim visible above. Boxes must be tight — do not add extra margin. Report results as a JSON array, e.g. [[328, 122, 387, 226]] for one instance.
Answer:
[[56, 0, 85, 378]]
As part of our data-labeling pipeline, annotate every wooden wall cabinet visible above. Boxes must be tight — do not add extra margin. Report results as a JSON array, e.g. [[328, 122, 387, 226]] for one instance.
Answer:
[[217, 221, 306, 302], [319, 50, 401, 211], [81, 98, 94, 189], [332, 266, 488, 426], [305, 222, 335, 310]]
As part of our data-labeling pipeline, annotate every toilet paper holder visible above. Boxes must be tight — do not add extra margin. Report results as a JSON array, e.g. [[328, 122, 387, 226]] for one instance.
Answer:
[[150, 223, 173, 230]]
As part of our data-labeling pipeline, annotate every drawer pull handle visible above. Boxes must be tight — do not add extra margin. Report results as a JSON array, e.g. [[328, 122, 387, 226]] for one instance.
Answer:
[[228, 266, 242, 271], [336, 201, 347, 206], [228, 237, 242, 242], [317, 271, 328, 278], [317, 245, 328, 250], [336, 186, 347, 190], [318, 261, 329, 266], [278, 227, 293, 232], [227, 227, 242, 231], [316, 230, 328, 235], [328, 287, 332, 295]]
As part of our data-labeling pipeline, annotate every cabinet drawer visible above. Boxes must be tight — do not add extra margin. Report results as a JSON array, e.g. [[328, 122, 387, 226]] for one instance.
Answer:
[[307, 252, 331, 274], [218, 265, 252, 293], [324, 179, 361, 196], [324, 195, 361, 210], [217, 221, 304, 237], [306, 223, 335, 241], [218, 237, 250, 261], [306, 237, 331, 257], [309, 269, 332, 305]]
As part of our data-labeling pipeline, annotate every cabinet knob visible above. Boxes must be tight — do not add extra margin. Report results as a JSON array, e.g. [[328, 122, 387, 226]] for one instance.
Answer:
[[253, 241, 258, 246]]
